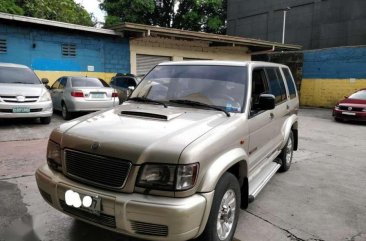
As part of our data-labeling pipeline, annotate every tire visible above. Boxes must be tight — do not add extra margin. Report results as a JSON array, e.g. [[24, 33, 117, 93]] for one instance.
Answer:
[[61, 103, 72, 120], [40, 116, 51, 124], [197, 172, 241, 241], [278, 131, 294, 172], [334, 117, 343, 122]]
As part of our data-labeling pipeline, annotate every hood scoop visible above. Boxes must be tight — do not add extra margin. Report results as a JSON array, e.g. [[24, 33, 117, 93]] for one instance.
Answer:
[[121, 110, 182, 121]]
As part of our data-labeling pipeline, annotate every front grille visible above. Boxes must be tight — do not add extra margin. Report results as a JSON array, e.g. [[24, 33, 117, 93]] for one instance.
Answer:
[[0, 108, 42, 113], [65, 149, 131, 189], [39, 189, 52, 204], [60, 200, 116, 228], [0, 96, 39, 103], [131, 221, 168, 237], [339, 106, 363, 112]]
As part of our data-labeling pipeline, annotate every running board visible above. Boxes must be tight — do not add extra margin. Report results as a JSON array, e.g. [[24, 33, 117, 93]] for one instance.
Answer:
[[248, 159, 281, 202]]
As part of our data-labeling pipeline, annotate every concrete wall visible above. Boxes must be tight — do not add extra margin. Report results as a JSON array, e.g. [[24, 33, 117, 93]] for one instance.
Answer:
[[301, 46, 366, 107], [129, 36, 250, 75], [227, 0, 366, 50], [0, 22, 130, 84]]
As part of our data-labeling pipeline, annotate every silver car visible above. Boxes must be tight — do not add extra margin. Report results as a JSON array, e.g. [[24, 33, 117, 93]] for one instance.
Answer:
[[50, 76, 119, 120], [0, 63, 53, 124]]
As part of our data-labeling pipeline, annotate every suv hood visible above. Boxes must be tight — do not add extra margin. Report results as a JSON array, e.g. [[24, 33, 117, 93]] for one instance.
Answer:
[[60, 103, 229, 164], [0, 83, 44, 97]]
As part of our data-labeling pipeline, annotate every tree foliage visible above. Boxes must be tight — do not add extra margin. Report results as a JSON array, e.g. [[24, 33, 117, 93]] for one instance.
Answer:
[[0, 0, 95, 26], [101, 0, 227, 34]]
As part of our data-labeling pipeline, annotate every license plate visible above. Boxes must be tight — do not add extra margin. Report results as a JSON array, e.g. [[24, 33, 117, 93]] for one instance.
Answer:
[[342, 112, 356, 116], [65, 190, 102, 215], [91, 93, 105, 99], [12, 107, 30, 113]]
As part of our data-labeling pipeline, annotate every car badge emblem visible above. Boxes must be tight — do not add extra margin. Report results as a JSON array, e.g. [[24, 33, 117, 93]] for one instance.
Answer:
[[348, 107, 352, 111], [91, 142, 100, 151], [16, 95, 25, 102]]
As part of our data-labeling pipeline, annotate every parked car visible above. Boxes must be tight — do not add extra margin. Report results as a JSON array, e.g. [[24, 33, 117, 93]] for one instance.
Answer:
[[109, 73, 139, 103], [36, 61, 299, 241], [333, 89, 366, 122], [50, 76, 119, 120], [0, 63, 52, 124]]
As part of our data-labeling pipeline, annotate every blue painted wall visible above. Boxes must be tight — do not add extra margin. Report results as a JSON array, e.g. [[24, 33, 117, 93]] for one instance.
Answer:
[[0, 23, 130, 73], [303, 46, 366, 79]]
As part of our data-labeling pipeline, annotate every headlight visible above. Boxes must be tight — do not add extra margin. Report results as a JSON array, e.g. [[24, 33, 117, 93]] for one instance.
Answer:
[[39, 90, 51, 102], [334, 105, 340, 110], [137, 163, 199, 191], [47, 140, 62, 171]]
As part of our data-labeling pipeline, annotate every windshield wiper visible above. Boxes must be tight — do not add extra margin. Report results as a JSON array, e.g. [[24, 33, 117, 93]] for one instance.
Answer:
[[169, 99, 230, 117], [128, 97, 167, 108]]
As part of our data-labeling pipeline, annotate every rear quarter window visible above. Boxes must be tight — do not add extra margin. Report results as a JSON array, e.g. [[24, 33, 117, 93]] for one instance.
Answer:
[[282, 68, 297, 99]]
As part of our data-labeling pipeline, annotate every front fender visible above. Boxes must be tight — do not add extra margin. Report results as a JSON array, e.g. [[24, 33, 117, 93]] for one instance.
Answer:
[[197, 148, 248, 192], [280, 114, 298, 150]]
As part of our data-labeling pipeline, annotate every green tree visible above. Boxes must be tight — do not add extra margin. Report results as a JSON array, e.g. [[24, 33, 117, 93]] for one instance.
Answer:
[[0, 0, 24, 15], [101, 0, 227, 34], [23, 0, 95, 26]]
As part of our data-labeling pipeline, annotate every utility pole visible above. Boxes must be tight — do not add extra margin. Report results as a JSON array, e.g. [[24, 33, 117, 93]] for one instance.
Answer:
[[282, 7, 291, 44]]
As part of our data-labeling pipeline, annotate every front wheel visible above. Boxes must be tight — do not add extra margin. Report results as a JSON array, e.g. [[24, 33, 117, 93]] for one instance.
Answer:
[[197, 172, 240, 241], [278, 131, 294, 172]]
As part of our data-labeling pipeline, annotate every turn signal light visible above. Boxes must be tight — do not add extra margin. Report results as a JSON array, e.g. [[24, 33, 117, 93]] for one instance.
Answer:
[[71, 91, 84, 97]]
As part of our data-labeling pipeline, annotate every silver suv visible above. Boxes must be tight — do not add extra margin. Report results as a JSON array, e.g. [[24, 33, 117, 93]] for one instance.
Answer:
[[36, 61, 299, 241], [0, 63, 53, 124]]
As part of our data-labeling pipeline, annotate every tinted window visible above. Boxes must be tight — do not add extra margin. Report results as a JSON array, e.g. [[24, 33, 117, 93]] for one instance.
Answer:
[[251, 68, 269, 113], [59, 78, 67, 89], [131, 65, 248, 112], [113, 77, 136, 88], [266, 68, 286, 104], [0, 66, 41, 84], [71, 77, 107, 87], [282, 68, 297, 99]]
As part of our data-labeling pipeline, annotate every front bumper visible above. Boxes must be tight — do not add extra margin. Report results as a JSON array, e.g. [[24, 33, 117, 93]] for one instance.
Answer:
[[0, 101, 52, 118], [333, 109, 366, 121], [35, 164, 213, 241]]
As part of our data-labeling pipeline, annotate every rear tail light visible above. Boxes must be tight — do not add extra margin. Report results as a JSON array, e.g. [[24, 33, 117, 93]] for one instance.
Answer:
[[112, 92, 118, 97], [71, 91, 84, 97]]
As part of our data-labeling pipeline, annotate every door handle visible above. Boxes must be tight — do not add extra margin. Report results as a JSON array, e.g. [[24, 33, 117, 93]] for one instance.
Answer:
[[270, 113, 274, 119]]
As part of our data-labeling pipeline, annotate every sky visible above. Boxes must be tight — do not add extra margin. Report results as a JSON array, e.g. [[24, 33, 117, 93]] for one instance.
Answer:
[[74, 0, 106, 24]]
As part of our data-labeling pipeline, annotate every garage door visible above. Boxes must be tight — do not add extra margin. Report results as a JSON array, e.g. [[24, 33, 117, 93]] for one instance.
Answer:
[[136, 54, 171, 76], [183, 57, 210, 60]]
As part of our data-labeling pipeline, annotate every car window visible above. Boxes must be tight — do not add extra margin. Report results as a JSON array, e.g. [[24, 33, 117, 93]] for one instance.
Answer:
[[51, 79, 60, 89], [282, 68, 297, 99], [59, 78, 67, 89], [71, 77, 107, 87], [131, 65, 248, 113], [250, 68, 270, 116], [265, 67, 287, 104], [114, 77, 136, 88], [0, 66, 41, 84], [349, 90, 366, 100]]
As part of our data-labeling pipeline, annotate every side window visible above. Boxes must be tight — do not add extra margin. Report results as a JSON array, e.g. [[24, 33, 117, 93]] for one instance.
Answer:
[[265, 68, 287, 104], [59, 78, 67, 89], [250, 68, 269, 116], [51, 79, 60, 89], [282, 68, 297, 99]]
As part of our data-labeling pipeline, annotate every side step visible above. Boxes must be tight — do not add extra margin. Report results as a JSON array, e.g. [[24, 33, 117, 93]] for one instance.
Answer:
[[248, 159, 281, 202]]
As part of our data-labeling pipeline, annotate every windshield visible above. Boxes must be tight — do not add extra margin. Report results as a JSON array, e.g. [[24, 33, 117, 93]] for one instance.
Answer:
[[71, 77, 109, 87], [0, 66, 41, 84], [130, 65, 248, 112], [349, 90, 366, 100]]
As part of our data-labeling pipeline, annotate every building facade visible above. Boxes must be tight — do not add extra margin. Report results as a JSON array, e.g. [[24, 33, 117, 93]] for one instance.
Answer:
[[227, 0, 366, 50]]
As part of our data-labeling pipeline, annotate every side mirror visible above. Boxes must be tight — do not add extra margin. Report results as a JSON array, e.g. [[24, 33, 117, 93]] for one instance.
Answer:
[[258, 94, 275, 110], [41, 78, 49, 85], [344, 96, 348, 99]]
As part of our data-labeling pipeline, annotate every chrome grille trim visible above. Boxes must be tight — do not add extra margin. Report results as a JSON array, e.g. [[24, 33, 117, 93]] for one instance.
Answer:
[[131, 221, 168, 237], [0, 96, 39, 103], [64, 149, 132, 190]]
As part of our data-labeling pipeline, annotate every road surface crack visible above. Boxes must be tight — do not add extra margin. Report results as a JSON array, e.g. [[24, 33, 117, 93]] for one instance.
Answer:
[[0, 174, 34, 181], [245, 210, 324, 241]]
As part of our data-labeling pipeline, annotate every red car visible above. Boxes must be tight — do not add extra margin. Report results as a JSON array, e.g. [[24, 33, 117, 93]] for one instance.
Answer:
[[333, 89, 366, 122]]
